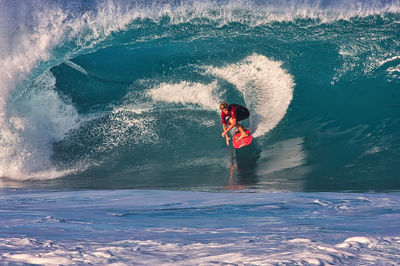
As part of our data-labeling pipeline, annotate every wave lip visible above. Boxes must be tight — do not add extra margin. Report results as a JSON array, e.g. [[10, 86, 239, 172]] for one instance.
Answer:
[[209, 54, 294, 137]]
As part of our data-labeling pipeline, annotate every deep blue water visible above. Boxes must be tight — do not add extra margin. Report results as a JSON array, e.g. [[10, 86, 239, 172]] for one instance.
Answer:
[[1, 0, 400, 264]]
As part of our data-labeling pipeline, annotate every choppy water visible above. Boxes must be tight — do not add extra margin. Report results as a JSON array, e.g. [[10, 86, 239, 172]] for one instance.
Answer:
[[1, 189, 400, 264], [1, 0, 399, 264]]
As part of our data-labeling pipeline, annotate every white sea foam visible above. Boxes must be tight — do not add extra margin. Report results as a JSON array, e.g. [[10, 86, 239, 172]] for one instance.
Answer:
[[148, 81, 220, 111], [0, 2, 151, 180], [101, 107, 159, 150], [1, 190, 399, 264], [378, 55, 400, 68], [0, 71, 82, 180], [1, 235, 399, 265], [64, 60, 89, 76], [0, 6, 75, 180], [209, 54, 295, 137], [165, 0, 400, 25]]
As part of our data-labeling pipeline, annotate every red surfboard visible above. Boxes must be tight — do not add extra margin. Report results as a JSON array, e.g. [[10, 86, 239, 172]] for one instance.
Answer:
[[232, 130, 252, 149]]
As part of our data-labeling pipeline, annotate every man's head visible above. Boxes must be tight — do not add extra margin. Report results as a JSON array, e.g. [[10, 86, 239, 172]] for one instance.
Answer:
[[220, 102, 229, 115]]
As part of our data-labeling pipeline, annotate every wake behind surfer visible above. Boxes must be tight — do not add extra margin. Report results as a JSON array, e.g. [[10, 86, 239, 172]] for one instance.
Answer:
[[220, 102, 250, 144]]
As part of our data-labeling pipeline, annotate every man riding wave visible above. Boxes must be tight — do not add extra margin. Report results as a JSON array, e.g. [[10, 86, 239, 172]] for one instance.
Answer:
[[220, 102, 250, 145]]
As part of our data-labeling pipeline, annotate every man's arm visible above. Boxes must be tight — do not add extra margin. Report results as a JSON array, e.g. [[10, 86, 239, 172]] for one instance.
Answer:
[[223, 118, 237, 136], [222, 124, 230, 146]]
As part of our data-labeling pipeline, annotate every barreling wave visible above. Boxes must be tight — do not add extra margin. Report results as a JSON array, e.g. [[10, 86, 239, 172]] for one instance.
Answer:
[[0, 0, 399, 191]]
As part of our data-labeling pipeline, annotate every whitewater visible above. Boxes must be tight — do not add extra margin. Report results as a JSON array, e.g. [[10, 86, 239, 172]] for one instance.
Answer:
[[1, 0, 400, 264]]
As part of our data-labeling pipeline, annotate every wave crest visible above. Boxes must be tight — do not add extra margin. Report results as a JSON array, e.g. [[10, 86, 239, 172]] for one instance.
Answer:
[[209, 54, 294, 137]]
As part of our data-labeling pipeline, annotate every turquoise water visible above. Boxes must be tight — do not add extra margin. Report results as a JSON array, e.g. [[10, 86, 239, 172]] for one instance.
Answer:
[[1, 0, 400, 264], [2, 0, 400, 191]]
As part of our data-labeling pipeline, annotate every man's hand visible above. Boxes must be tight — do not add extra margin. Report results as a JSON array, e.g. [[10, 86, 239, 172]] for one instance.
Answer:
[[225, 135, 230, 146], [222, 132, 230, 146]]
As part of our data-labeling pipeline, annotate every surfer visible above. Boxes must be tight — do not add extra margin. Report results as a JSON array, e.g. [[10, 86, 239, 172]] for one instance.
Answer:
[[220, 102, 250, 142]]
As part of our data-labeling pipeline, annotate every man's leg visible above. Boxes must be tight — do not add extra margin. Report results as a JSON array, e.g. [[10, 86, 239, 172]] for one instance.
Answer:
[[236, 123, 248, 139], [229, 117, 248, 140]]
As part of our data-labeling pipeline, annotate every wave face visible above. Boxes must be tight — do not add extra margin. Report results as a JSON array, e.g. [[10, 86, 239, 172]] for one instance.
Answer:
[[1, 0, 400, 191]]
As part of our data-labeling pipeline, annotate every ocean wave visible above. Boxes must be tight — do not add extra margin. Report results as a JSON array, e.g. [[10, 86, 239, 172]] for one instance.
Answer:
[[208, 54, 294, 137], [0, 0, 399, 187]]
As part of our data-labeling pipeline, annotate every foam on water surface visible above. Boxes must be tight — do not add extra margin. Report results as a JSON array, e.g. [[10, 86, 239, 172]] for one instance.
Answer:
[[0, 190, 399, 265], [148, 81, 220, 111]]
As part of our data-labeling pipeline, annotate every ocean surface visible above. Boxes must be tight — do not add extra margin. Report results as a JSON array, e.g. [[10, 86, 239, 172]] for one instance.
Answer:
[[1, 0, 400, 264]]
